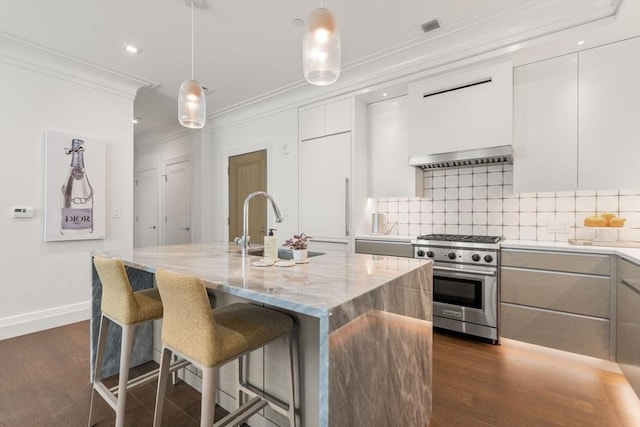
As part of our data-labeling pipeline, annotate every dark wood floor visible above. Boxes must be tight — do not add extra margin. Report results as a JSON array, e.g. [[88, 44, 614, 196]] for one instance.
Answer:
[[0, 321, 638, 426]]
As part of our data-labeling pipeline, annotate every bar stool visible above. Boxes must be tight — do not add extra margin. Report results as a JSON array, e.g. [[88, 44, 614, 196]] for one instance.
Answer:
[[88, 256, 188, 427], [153, 269, 297, 427]]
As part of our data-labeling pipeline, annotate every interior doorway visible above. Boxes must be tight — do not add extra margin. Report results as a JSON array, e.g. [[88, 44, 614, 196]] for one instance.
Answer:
[[228, 150, 267, 244], [163, 159, 192, 245], [134, 168, 159, 248]]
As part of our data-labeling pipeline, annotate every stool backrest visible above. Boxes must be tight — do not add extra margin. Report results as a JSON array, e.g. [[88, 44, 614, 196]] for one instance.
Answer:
[[93, 256, 141, 324], [155, 269, 220, 366]]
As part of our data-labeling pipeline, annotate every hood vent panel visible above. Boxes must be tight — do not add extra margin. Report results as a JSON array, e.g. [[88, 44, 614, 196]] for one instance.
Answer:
[[409, 145, 513, 170]]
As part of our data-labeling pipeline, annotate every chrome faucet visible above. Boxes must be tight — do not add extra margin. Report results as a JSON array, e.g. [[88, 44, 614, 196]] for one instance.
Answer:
[[235, 191, 283, 257]]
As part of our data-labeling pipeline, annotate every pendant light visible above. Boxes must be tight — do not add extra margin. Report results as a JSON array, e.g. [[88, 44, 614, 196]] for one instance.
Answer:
[[179, 1, 206, 128], [303, 1, 341, 86]]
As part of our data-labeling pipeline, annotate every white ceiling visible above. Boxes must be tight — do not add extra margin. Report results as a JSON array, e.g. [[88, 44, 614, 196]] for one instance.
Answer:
[[0, 0, 633, 135]]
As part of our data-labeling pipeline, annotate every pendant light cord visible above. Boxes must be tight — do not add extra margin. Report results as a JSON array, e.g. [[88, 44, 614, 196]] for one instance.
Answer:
[[191, 1, 194, 80]]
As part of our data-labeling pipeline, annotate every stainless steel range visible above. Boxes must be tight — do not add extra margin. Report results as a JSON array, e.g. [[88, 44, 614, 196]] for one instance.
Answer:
[[413, 234, 502, 343]]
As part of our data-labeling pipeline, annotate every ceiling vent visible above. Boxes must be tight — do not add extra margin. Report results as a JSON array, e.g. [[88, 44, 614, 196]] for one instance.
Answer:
[[420, 19, 441, 34]]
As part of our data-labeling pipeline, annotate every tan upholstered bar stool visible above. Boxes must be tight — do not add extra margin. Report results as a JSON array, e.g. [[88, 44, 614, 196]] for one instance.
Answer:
[[153, 269, 297, 427], [88, 256, 188, 427]]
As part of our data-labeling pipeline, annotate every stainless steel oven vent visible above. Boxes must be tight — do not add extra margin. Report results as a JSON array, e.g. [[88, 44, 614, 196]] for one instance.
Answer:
[[409, 145, 513, 170]]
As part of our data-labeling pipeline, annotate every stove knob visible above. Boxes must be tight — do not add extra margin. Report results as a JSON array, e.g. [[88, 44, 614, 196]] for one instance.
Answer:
[[416, 249, 425, 257], [448, 252, 457, 260], [471, 254, 481, 262], [484, 254, 494, 263], [426, 251, 435, 258]]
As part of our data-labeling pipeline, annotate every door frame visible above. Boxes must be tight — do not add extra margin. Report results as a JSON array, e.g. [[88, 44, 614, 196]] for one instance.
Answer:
[[160, 154, 193, 245], [222, 140, 273, 243]]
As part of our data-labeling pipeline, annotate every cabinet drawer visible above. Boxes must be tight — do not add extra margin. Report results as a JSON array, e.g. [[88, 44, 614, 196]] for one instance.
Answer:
[[617, 276, 640, 395], [618, 258, 640, 292], [501, 250, 610, 275], [355, 240, 413, 258], [501, 267, 610, 318], [500, 303, 610, 359]]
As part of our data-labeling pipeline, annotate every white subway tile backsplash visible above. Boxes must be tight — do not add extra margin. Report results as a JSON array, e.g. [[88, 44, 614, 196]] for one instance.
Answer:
[[597, 196, 619, 212], [556, 196, 575, 212], [370, 165, 639, 243], [473, 186, 488, 199], [473, 225, 488, 235], [537, 197, 555, 212], [459, 212, 473, 225], [488, 199, 503, 212], [520, 198, 537, 212], [473, 173, 488, 186], [459, 199, 473, 212], [445, 187, 459, 200], [488, 185, 503, 199], [459, 187, 473, 200], [472, 212, 487, 225], [520, 226, 537, 240], [488, 172, 503, 185], [488, 212, 502, 225], [620, 195, 640, 211], [520, 212, 537, 226], [575, 197, 596, 212], [459, 174, 473, 187], [503, 198, 519, 212], [433, 188, 446, 200]]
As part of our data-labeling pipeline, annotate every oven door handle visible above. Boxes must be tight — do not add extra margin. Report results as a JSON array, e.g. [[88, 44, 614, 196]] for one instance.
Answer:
[[433, 265, 497, 277]]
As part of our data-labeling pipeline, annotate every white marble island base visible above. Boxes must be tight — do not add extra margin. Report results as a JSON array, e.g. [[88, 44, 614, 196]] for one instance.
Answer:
[[91, 243, 433, 427]]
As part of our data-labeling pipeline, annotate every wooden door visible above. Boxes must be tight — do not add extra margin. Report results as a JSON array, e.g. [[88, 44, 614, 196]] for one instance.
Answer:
[[228, 150, 267, 244], [164, 160, 192, 244], [134, 168, 159, 247]]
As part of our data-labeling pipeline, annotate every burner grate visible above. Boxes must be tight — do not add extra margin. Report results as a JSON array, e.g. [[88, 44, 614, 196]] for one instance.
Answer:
[[416, 234, 503, 244]]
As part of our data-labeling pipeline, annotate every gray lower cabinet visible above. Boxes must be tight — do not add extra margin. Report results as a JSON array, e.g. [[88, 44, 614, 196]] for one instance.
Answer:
[[500, 249, 612, 359], [617, 258, 640, 399]]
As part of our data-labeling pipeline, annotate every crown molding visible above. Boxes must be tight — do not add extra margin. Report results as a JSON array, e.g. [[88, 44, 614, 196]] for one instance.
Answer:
[[0, 33, 157, 99]]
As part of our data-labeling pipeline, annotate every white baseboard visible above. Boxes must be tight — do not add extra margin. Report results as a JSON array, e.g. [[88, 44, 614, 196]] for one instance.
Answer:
[[0, 301, 91, 340]]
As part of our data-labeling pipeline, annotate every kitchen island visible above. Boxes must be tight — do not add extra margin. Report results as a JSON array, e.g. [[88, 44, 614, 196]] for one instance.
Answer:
[[91, 243, 433, 427]]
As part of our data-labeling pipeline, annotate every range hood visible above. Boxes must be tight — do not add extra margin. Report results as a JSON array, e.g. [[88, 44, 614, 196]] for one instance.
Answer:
[[409, 145, 512, 170]]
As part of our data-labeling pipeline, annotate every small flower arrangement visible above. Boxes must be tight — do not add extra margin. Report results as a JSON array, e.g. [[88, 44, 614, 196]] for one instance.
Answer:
[[282, 233, 313, 250]]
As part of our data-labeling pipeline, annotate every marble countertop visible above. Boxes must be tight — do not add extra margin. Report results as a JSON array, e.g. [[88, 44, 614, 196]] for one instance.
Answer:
[[93, 243, 431, 319], [502, 239, 640, 265]]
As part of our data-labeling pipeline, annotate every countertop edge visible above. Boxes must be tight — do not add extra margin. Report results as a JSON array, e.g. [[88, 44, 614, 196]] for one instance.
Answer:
[[501, 239, 640, 265]]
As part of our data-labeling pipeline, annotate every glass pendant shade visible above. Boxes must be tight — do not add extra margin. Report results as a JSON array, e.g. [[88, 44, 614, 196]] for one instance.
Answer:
[[178, 79, 206, 129], [303, 7, 341, 86]]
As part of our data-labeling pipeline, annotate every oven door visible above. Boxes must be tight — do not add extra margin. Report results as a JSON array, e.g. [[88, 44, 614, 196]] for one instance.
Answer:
[[432, 265, 497, 329]]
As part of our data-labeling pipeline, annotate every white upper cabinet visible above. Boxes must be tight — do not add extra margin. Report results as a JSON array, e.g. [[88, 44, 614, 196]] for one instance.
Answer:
[[513, 54, 578, 193], [299, 98, 351, 141], [367, 96, 415, 197], [408, 60, 513, 157], [578, 37, 640, 190]]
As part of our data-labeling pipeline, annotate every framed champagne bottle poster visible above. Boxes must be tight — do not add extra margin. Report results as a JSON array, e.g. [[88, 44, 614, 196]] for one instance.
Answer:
[[44, 131, 106, 241]]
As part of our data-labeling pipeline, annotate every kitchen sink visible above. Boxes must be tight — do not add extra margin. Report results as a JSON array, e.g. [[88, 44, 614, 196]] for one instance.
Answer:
[[276, 248, 324, 260]]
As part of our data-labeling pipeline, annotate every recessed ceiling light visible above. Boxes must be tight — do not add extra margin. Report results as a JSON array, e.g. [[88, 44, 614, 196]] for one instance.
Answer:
[[124, 44, 141, 55], [382, 92, 388, 97], [577, 40, 585, 46], [292, 18, 305, 27], [132, 117, 142, 124]]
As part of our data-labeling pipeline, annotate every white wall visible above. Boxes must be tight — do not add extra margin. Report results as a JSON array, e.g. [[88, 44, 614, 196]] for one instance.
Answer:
[[203, 108, 300, 244], [0, 40, 141, 339]]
